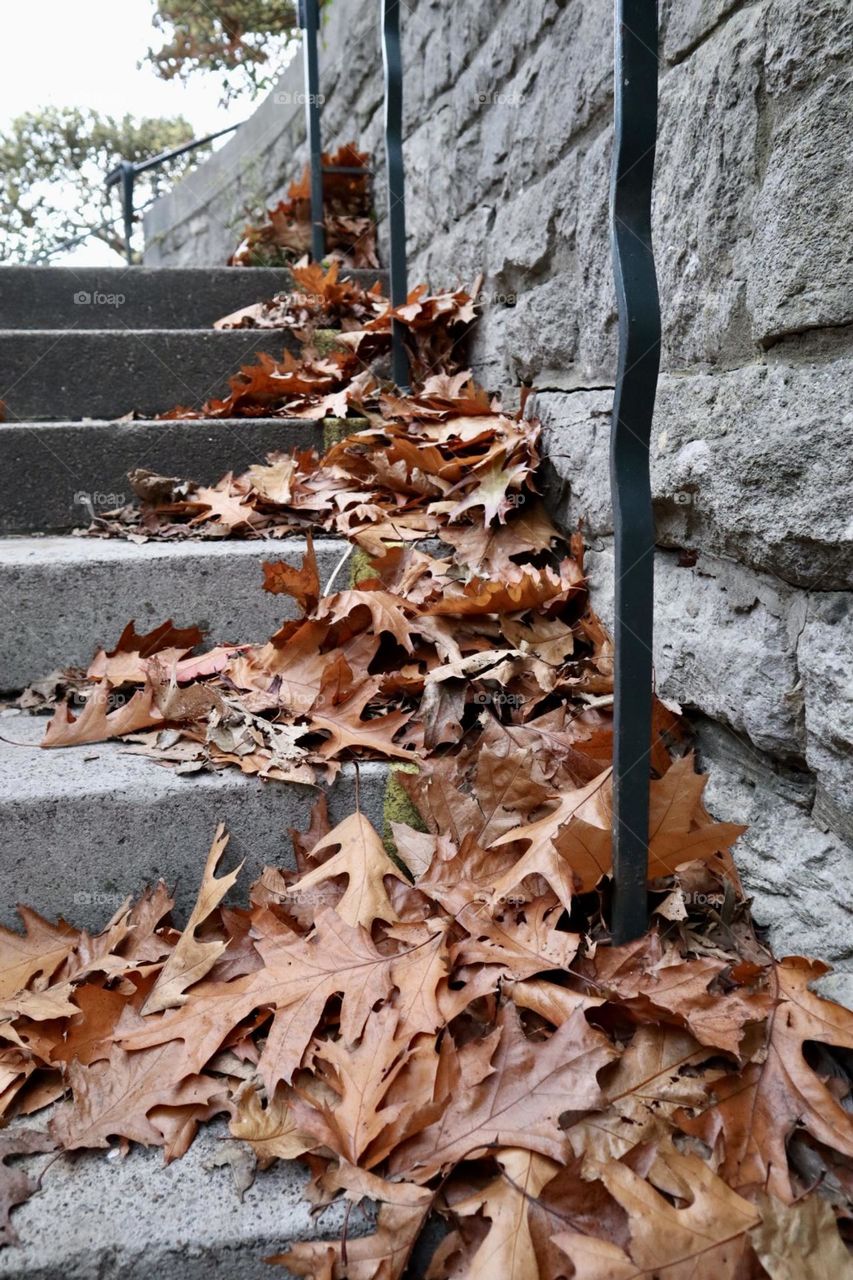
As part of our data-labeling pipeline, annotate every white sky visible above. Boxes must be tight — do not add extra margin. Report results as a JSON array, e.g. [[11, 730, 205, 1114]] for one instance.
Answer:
[[1, 0, 256, 263]]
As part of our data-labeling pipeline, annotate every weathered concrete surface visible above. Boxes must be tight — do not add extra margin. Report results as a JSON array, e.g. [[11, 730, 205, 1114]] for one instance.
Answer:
[[0, 330, 302, 421], [0, 1117, 369, 1280], [532, 356, 853, 591], [0, 537, 347, 690], [0, 714, 388, 930], [0, 418, 327, 534]]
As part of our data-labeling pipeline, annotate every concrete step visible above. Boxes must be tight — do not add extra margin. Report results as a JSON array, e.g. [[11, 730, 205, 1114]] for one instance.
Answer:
[[0, 1116, 361, 1279], [0, 714, 388, 930], [0, 536, 349, 691], [0, 329, 305, 420], [0, 417, 335, 533], [0, 265, 388, 330]]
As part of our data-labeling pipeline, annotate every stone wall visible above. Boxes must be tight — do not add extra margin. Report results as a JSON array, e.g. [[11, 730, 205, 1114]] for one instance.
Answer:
[[144, 0, 853, 989]]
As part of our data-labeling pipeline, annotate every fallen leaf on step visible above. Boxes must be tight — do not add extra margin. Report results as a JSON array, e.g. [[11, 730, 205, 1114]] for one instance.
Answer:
[[141, 825, 243, 1014]]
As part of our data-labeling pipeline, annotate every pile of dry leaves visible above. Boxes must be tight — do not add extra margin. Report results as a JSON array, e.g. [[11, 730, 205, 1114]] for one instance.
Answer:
[[230, 144, 378, 268], [3, 777, 853, 1275], [124, 263, 479, 429], [4, 262, 853, 1277]]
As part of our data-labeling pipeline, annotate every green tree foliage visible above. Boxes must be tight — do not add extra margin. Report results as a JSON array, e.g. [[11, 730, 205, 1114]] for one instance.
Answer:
[[147, 0, 299, 102], [0, 109, 207, 262]]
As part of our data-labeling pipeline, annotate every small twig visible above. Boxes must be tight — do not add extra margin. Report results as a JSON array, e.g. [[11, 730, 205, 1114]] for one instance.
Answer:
[[0, 730, 41, 748], [322, 542, 355, 595]]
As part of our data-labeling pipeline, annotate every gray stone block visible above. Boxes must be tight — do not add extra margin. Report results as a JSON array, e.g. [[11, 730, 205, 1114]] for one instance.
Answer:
[[661, 0, 748, 65], [748, 72, 853, 345], [0, 418, 326, 534], [696, 717, 853, 995], [532, 356, 853, 590], [654, 6, 765, 370], [0, 536, 349, 690], [799, 593, 853, 845], [0, 330, 302, 421], [0, 714, 388, 930], [585, 544, 808, 758]]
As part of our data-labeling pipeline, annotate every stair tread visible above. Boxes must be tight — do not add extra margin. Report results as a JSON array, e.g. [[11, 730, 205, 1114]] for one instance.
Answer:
[[0, 1114, 357, 1279], [0, 329, 306, 420], [0, 535, 348, 690], [0, 713, 389, 928], [0, 263, 388, 333], [0, 417, 333, 533]]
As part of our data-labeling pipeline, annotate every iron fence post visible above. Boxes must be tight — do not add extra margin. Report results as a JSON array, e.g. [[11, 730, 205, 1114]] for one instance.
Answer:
[[300, 0, 326, 261], [120, 161, 135, 265], [609, 0, 662, 943], [381, 0, 410, 389]]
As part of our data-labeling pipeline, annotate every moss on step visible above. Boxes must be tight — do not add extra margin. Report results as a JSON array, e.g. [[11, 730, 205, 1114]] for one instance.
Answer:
[[313, 327, 350, 358], [383, 764, 427, 861]]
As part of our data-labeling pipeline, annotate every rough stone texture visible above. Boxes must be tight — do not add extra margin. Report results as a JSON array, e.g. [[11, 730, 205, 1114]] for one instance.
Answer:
[[585, 545, 807, 758], [799, 593, 853, 846], [751, 2, 853, 343], [0, 536, 348, 690], [586, 542, 853, 986], [695, 719, 853, 1007], [532, 359, 853, 591], [0, 1117, 368, 1279], [0, 418, 326, 534], [0, 714, 388, 930]]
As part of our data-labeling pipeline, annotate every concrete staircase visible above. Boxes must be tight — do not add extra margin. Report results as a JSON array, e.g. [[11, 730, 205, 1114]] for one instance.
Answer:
[[0, 265, 390, 927], [0, 264, 398, 1276]]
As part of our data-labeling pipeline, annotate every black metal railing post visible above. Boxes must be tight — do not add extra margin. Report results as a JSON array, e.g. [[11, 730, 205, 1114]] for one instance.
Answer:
[[120, 162, 135, 266], [381, 0, 409, 389], [609, 0, 662, 943], [299, 0, 326, 261]]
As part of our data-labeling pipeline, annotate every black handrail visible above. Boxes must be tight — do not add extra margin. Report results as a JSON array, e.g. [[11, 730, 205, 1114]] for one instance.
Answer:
[[608, 0, 662, 942], [381, 0, 409, 389], [105, 121, 243, 265]]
